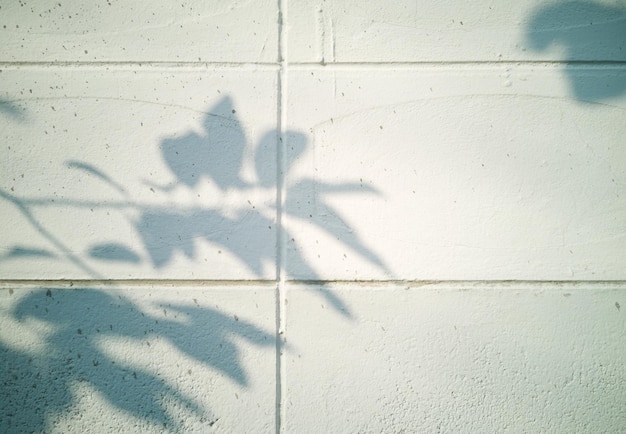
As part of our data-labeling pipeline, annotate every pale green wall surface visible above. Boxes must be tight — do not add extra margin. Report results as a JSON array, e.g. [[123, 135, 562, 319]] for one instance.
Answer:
[[1, 1, 626, 432]]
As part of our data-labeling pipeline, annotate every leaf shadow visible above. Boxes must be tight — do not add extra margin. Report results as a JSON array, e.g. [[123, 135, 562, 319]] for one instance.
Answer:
[[1, 94, 389, 429], [526, 0, 626, 101], [1, 287, 273, 431]]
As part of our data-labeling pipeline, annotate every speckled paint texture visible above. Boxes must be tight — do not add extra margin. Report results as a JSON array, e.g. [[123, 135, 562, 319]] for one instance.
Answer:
[[1, 0, 625, 432]]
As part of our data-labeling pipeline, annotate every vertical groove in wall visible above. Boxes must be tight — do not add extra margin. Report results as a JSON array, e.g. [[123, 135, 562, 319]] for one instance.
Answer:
[[275, 0, 288, 432]]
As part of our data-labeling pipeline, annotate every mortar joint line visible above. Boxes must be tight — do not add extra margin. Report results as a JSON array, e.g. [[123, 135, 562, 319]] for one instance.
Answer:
[[1, 60, 625, 69], [275, 0, 288, 431], [2, 279, 626, 287]]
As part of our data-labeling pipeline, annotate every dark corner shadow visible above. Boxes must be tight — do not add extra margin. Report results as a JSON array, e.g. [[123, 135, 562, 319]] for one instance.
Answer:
[[526, 0, 626, 101], [1, 94, 390, 427], [1, 287, 273, 432]]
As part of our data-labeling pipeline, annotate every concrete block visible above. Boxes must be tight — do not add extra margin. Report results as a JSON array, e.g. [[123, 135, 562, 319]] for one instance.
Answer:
[[0, 283, 276, 433], [1, 1, 278, 63], [284, 282, 626, 433], [287, 0, 626, 63], [0, 68, 279, 279], [284, 66, 626, 280]]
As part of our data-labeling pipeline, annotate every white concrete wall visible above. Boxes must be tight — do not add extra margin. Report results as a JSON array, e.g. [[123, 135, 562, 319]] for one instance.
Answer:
[[1, 1, 625, 432]]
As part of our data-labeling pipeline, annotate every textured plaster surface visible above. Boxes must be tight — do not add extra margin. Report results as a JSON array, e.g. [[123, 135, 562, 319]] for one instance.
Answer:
[[287, 0, 626, 63], [1, 1, 278, 63], [1, 0, 625, 432], [1, 68, 279, 280], [285, 283, 626, 433], [0, 284, 276, 433], [285, 67, 626, 280]]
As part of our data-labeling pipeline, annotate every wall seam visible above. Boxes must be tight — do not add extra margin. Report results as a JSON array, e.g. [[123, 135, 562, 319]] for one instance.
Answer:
[[2, 60, 625, 68], [276, 0, 288, 432], [3, 280, 625, 288]]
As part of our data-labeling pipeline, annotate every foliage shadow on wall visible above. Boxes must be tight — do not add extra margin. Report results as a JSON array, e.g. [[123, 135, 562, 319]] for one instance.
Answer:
[[1, 287, 272, 431], [526, 0, 626, 101], [0, 94, 388, 430]]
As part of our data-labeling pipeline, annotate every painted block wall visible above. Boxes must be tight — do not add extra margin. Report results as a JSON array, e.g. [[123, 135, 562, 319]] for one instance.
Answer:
[[1, 1, 625, 432]]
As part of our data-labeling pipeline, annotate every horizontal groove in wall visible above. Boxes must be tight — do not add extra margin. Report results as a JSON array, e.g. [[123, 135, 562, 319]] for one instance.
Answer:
[[1, 60, 625, 71], [286, 280, 626, 290], [0, 280, 278, 289], [0, 61, 280, 71], [287, 61, 626, 71], [291, 59, 626, 66], [1, 280, 626, 290]]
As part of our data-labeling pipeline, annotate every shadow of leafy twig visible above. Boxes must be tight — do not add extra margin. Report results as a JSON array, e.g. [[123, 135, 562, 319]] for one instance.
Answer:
[[2, 95, 389, 312], [1, 93, 389, 428], [2, 287, 273, 431]]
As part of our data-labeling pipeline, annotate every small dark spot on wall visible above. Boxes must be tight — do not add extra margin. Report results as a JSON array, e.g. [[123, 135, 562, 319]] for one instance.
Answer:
[[46, 289, 52, 297], [9, 288, 13, 295], [615, 301, 620, 310]]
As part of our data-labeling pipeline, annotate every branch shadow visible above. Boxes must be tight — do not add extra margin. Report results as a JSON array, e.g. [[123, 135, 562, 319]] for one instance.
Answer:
[[1, 94, 389, 429], [1, 287, 273, 432]]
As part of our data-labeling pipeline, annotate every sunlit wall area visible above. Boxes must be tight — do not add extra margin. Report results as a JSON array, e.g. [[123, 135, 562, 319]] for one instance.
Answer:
[[1, 1, 625, 432]]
